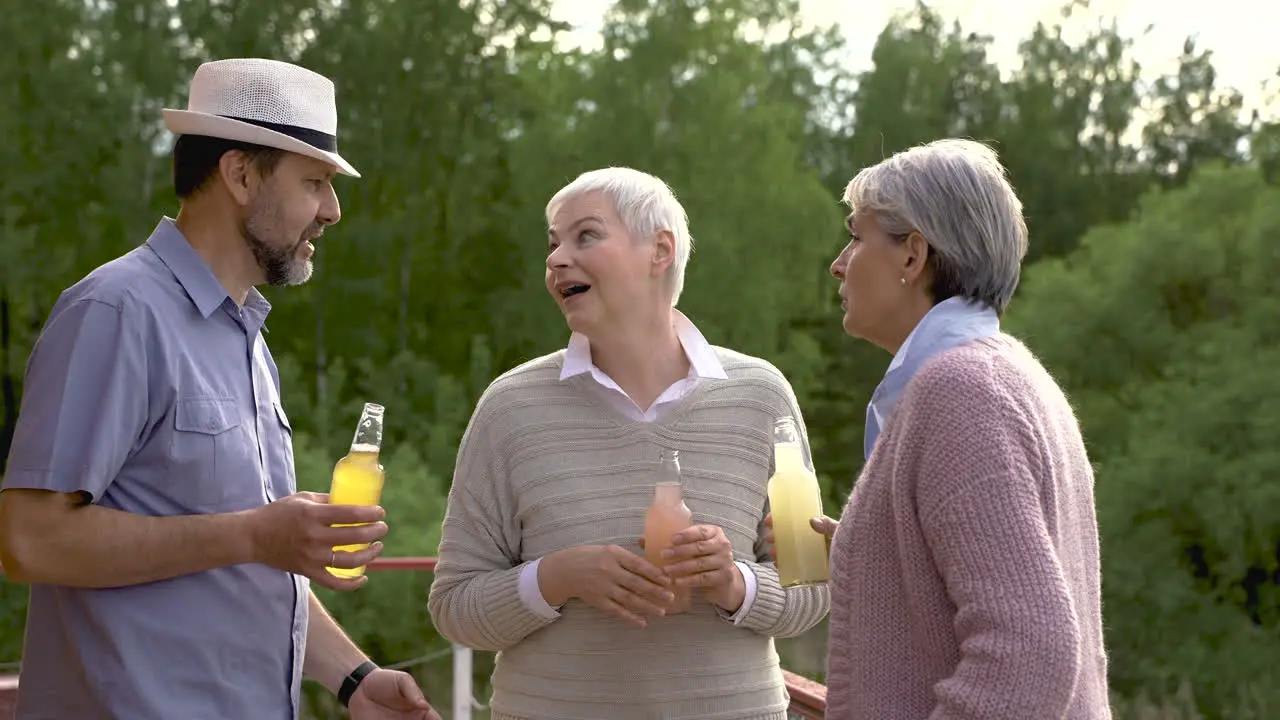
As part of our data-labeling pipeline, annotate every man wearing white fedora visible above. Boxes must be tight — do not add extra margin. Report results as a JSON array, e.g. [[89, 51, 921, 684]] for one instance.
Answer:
[[0, 58, 441, 720]]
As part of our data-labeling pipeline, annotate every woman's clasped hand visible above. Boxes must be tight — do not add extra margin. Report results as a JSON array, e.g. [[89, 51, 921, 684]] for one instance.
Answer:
[[659, 524, 743, 610], [541, 523, 742, 628], [538, 544, 673, 628]]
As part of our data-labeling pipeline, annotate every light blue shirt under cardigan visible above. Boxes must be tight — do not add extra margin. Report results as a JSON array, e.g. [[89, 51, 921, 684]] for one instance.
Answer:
[[864, 296, 1001, 460]]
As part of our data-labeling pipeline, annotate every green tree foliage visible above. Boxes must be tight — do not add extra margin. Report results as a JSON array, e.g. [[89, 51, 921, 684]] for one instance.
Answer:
[[1006, 166, 1280, 717], [1, 0, 1277, 717]]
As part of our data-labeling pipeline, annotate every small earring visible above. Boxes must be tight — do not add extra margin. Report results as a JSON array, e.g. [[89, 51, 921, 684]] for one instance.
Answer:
[[900, 277, 906, 286]]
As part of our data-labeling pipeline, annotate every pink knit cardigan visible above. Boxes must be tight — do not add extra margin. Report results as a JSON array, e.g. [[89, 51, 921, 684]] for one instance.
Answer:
[[824, 335, 1112, 719]]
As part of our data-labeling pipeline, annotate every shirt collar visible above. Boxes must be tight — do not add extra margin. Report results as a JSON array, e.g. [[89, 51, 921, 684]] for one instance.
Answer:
[[146, 217, 272, 330], [885, 296, 997, 376], [864, 296, 999, 460], [560, 309, 728, 381]]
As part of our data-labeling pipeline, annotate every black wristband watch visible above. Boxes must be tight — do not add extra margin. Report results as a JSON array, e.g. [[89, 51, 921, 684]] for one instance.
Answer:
[[338, 660, 379, 707]]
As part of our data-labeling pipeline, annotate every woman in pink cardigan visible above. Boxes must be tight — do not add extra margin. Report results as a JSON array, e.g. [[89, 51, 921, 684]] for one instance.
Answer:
[[771, 139, 1111, 719]]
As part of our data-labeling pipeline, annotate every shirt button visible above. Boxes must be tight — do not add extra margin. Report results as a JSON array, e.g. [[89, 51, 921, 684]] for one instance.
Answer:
[[207, 418, 218, 430]]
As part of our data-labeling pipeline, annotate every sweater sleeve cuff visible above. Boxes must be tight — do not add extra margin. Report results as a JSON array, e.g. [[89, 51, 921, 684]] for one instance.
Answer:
[[476, 563, 560, 647], [737, 562, 787, 633], [518, 558, 563, 620]]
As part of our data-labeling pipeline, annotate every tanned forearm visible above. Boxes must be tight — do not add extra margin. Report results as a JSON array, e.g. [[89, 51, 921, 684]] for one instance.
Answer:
[[303, 590, 370, 694], [0, 489, 253, 588]]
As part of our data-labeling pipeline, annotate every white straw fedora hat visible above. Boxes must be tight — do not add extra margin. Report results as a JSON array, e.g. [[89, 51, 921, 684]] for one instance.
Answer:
[[162, 58, 360, 178]]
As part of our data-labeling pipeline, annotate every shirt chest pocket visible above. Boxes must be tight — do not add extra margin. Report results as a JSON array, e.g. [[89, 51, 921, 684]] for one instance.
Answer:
[[168, 397, 261, 511], [264, 399, 298, 497]]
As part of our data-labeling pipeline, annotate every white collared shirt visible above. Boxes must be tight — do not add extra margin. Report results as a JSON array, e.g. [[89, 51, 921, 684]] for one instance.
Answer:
[[517, 310, 760, 624]]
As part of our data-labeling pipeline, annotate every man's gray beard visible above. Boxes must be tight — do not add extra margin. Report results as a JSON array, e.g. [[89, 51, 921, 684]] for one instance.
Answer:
[[243, 216, 312, 287]]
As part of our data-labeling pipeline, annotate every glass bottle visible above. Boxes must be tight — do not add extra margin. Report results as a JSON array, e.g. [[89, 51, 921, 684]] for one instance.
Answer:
[[643, 448, 693, 613], [766, 416, 830, 587], [326, 403, 386, 578]]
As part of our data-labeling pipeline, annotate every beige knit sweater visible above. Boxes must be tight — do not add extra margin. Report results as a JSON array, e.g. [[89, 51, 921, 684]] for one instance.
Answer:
[[825, 335, 1111, 719], [427, 348, 830, 720]]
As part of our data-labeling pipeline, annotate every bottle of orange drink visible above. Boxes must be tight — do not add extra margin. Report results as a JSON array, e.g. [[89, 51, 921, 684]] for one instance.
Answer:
[[643, 449, 693, 613]]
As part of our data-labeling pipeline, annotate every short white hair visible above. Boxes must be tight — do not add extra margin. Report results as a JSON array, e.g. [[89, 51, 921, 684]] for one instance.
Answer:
[[843, 138, 1028, 313], [545, 167, 694, 306]]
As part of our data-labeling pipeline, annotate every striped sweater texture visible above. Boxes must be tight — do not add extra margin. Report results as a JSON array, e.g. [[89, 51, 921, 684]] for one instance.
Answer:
[[428, 348, 830, 720]]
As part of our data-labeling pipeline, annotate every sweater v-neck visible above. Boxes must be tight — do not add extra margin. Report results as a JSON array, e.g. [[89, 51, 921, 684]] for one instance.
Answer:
[[561, 366, 723, 436]]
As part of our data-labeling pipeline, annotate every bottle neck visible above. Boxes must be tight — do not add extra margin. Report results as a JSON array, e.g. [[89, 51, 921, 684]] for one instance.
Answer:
[[653, 481, 684, 506], [350, 414, 383, 453], [349, 424, 382, 456], [772, 418, 800, 444], [347, 443, 381, 462], [773, 441, 808, 471]]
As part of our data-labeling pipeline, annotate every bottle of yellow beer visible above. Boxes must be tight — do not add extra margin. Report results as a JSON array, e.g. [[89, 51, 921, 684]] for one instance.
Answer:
[[326, 402, 386, 578]]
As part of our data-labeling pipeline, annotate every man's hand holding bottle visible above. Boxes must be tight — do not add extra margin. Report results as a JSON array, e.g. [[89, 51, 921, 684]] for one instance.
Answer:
[[245, 491, 387, 591]]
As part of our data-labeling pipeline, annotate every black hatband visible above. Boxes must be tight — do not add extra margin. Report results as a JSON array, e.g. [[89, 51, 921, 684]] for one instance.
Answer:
[[219, 114, 337, 152]]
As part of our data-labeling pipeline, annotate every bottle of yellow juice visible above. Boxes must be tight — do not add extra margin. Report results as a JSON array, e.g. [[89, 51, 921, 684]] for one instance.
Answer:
[[766, 416, 829, 587], [326, 402, 386, 578]]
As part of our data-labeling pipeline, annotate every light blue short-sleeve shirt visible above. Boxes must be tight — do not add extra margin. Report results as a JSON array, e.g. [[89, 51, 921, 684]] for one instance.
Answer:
[[2, 218, 309, 719]]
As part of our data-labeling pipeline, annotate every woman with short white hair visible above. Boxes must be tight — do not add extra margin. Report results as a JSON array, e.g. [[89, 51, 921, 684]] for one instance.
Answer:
[[429, 166, 830, 719], [775, 138, 1112, 718]]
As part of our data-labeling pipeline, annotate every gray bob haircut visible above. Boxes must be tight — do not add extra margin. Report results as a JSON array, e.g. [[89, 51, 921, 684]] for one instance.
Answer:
[[843, 138, 1028, 313], [546, 167, 694, 306]]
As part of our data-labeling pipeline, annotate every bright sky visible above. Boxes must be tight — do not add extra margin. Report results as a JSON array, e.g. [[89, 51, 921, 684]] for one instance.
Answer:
[[550, 0, 1280, 117]]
